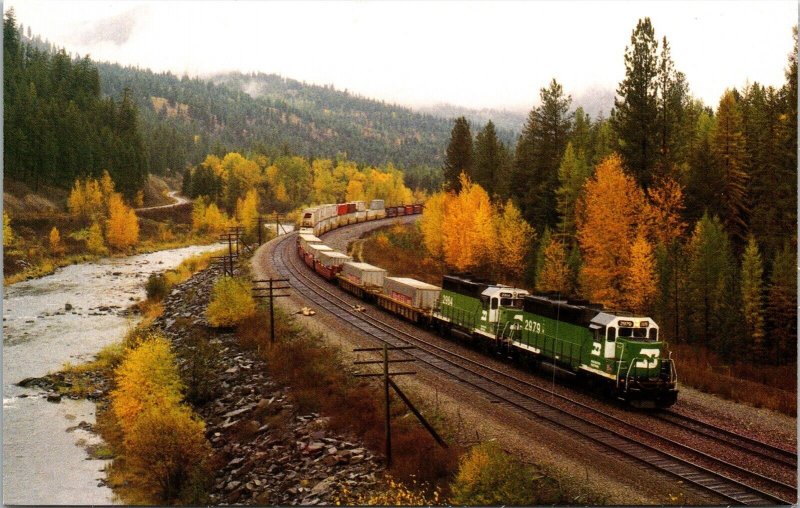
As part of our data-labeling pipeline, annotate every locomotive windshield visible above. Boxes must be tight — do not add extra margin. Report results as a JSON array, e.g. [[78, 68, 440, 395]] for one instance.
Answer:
[[501, 298, 523, 309], [618, 326, 658, 341]]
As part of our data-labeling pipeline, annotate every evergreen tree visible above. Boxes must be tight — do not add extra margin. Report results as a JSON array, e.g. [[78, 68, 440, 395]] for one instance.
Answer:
[[684, 111, 721, 224], [740, 235, 765, 360], [766, 243, 796, 364], [443, 117, 473, 192], [655, 36, 690, 180], [555, 142, 590, 239], [685, 214, 737, 356], [512, 79, 572, 229], [473, 121, 503, 198], [612, 17, 659, 189], [712, 90, 749, 244]]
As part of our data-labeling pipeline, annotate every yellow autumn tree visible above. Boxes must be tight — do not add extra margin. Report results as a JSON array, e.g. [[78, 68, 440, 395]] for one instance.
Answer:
[[536, 234, 571, 294], [204, 203, 228, 233], [49, 227, 64, 256], [99, 170, 115, 199], [134, 190, 145, 208], [622, 232, 657, 314], [67, 179, 87, 218], [441, 174, 495, 271], [235, 188, 259, 237], [576, 154, 646, 309], [123, 404, 211, 503], [3, 212, 13, 247], [419, 192, 451, 261], [86, 221, 107, 255], [495, 200, 535, 283], [111, 335, 185, 434], [106, 193, 140, 250], [345, 177, 366, 201], [206, 277, 256, 327]]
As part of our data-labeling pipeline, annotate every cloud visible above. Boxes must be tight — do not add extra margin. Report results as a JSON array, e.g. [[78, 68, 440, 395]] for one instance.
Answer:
[[72, 6, 145, 47]]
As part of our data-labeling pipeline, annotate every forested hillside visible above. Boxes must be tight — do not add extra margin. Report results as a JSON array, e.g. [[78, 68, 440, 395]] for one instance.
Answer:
[[3, 11, 147, 198], [97, 65, 511, 176]]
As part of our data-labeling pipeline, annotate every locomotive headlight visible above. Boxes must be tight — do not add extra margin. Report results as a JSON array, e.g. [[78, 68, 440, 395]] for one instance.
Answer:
[[640, 321, 649, 327]]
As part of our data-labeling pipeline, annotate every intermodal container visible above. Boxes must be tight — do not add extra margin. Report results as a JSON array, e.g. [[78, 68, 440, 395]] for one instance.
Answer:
[[396, 206, 406, 216], [347, 202, 357, 214], [317, 250, 352, 268], [405, 205, 414, 215], [386, 207, 397, 218], [383, 277, 441, 310], [308, 244, 334, 261], [298, 234, 322, 252], [337, 203, 348, 216], [341, 262, 386, 288], [413, 204, 422, 214]]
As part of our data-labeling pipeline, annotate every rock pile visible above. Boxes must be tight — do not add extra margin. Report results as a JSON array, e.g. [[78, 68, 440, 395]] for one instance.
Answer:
[[154, 266, 382, 505]]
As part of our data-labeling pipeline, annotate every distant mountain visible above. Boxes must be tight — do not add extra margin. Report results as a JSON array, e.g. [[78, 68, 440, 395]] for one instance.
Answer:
[[570, 86, 616, 119], [417, 103, 526, 139]]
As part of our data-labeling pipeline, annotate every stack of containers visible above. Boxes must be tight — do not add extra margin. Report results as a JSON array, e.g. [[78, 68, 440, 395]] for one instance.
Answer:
[[355, 201, 367, 223], [383, 277, 441, 310], [341, 262, 387, 289], [298, 234, 322, 253], [337, 203, 348, 228], [369, 199, 386, 220], [308, 243, 333, 261], [317, 250, 352, 270]]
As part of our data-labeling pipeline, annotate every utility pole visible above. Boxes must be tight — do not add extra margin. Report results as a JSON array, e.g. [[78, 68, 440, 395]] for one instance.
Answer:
[[353, 345, 447, 468], [252, 278, 290, 344]]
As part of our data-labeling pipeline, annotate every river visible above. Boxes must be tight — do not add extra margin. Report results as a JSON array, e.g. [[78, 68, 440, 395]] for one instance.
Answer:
[[2, 244, 221, 505]]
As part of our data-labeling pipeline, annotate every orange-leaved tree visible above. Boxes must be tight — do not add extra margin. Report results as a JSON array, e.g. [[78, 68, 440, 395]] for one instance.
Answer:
[[106, 193, 140, 250], [49, 226, 64, 256], [495, 199, 535, 284], [535, 230, 571, 295], [235, 188, 259, 237], [576, 154, 646, 309], [441, 173, 495, 271], [622, 232, 657, 314]]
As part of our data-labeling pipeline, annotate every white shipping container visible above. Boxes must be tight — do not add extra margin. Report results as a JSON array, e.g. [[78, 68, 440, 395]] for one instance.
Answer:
[[317, 250, 352, 267], [366, 210, 377, 221], [356, 211, 367, 222], [383, 277, 441, 309], [355, 201, 366, 212], [308, 244, 333, 261], [370, 199, 385, 210], [299, 234, 322, 252], [342, 262, 386, 287]]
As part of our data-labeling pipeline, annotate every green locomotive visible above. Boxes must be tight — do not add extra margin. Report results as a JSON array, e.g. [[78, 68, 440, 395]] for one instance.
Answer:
[[432, 274, 678, 408]]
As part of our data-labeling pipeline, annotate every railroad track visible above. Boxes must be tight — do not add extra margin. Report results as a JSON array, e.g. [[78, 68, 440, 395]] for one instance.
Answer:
[[267, 230, 795, 506], [657, 410, 797, 469]]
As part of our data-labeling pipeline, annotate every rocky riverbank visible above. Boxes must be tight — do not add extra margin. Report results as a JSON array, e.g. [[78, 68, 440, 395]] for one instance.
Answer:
[[152, 264, 383, 505]]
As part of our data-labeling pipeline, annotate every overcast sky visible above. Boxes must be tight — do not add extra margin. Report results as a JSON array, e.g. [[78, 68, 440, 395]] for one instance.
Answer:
[[5, 1, 797, 112]]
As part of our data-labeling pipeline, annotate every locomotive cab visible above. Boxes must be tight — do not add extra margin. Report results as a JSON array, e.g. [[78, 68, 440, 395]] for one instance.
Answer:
[[590, 313, 678, 408]]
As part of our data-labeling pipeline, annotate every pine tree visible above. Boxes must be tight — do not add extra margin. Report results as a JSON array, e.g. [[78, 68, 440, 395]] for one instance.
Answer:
[[555, 142, 590, 239], [766, 243, 796, 363], [712, 90, 749, 244], [443, 117, 473, 192], [512, 79, 572, 229], [612, 17, 659, 189], [655, 36, 690, 180], [685, 111, 721, 224], [740, 235, 765, 360], [473, 121, 503, 198], [685, 214, 737, 355]]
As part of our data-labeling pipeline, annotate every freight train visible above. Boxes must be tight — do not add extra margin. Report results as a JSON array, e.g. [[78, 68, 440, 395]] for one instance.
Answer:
[[295, 203, 678, 409]]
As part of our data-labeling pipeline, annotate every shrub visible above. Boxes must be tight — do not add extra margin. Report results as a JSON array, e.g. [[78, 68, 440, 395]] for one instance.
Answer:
[[123, 405, 211, 503], [450, 442, 540, 506], [145, 273, 170, 301], [206, 276, 256, 327]]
